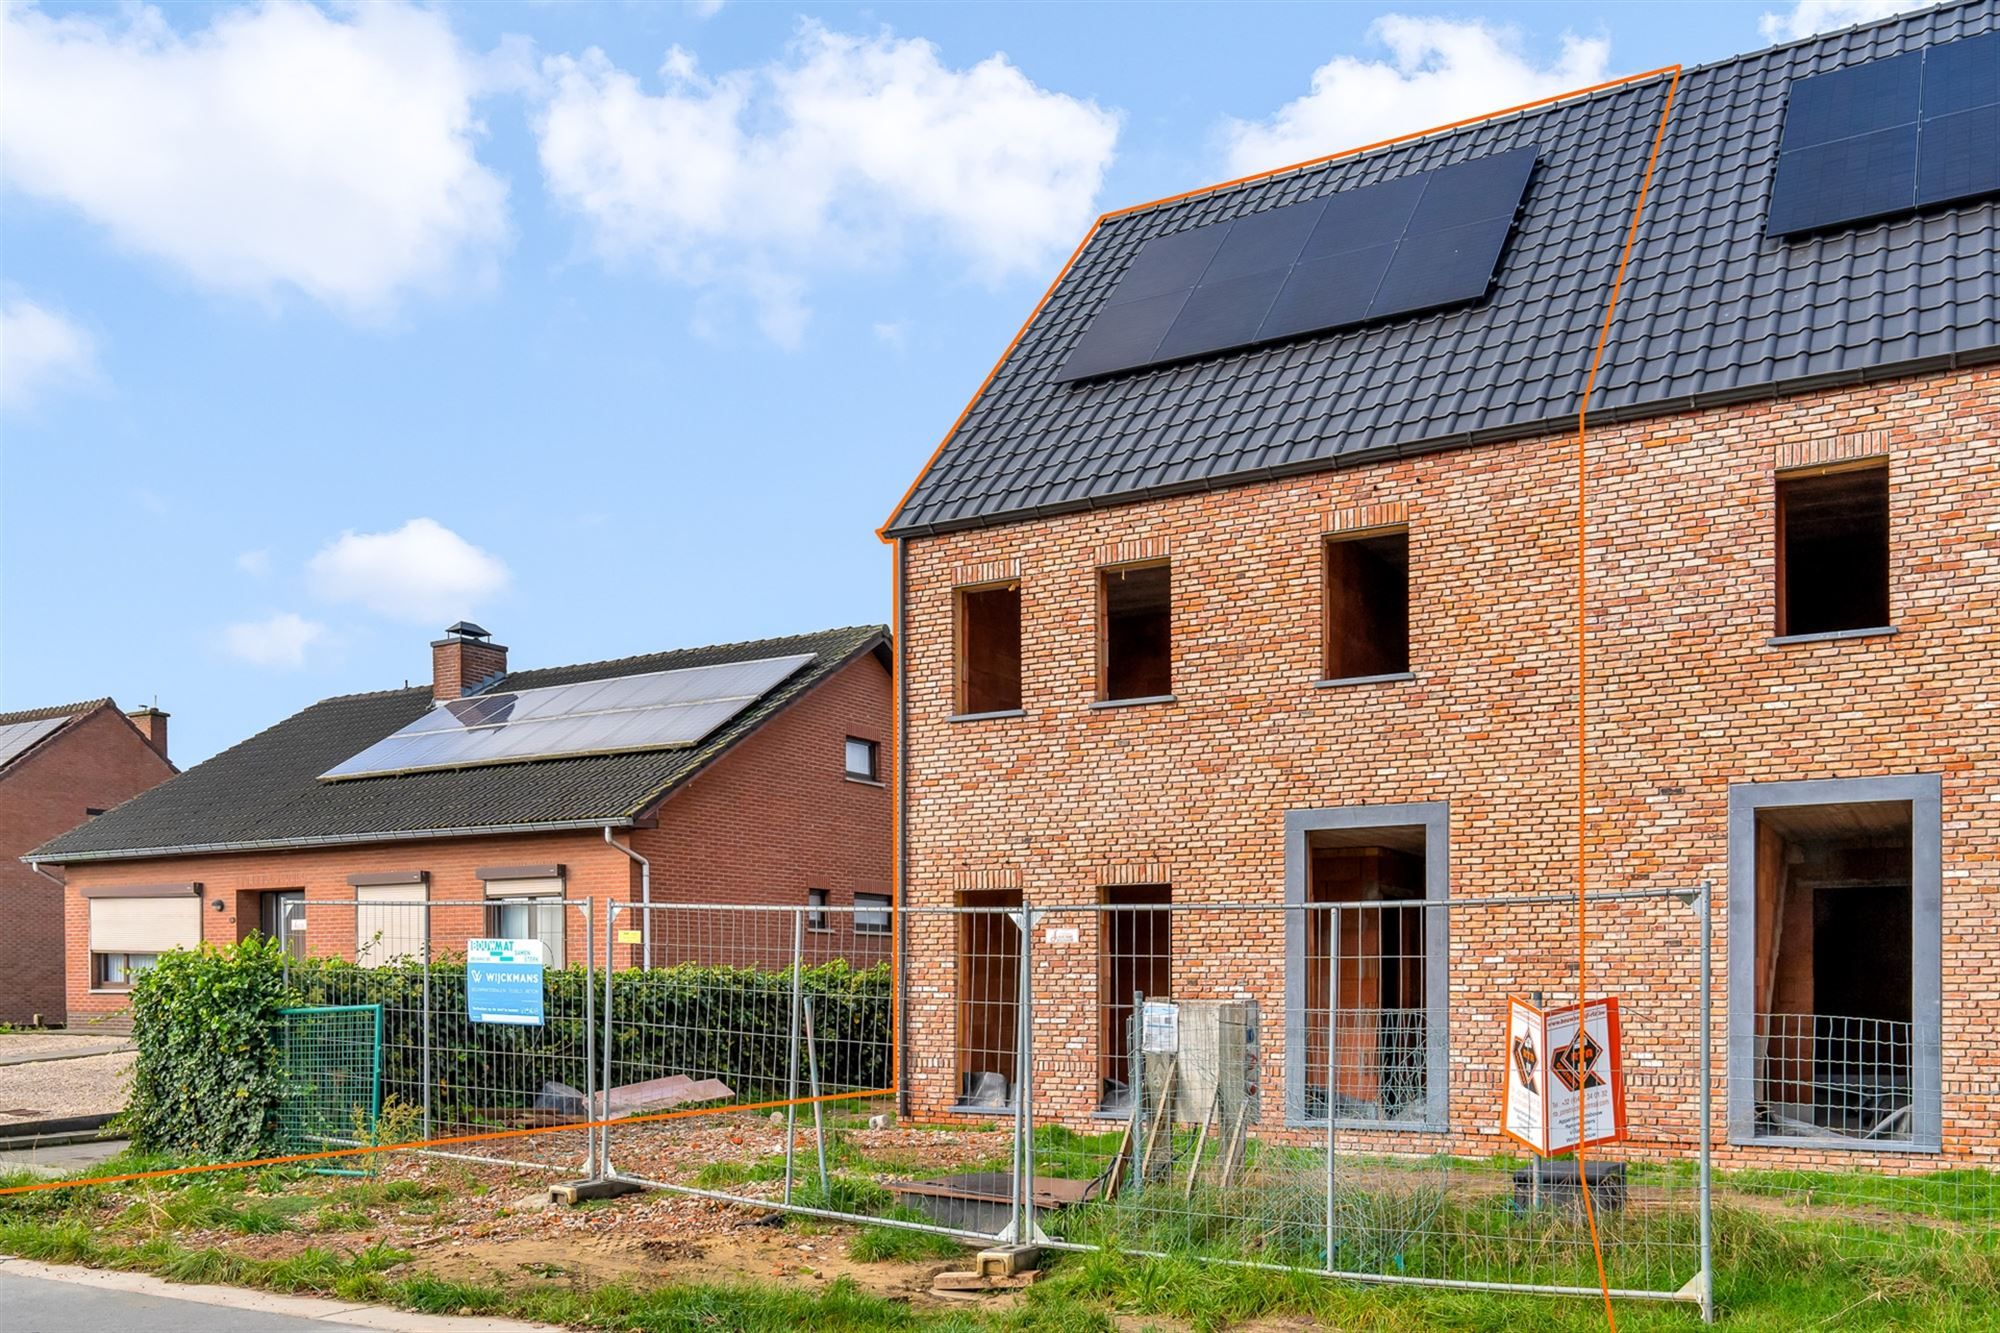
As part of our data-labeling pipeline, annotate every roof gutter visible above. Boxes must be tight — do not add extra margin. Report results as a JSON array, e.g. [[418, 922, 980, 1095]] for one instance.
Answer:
[[27, 816, 638, 867], [604, 826, 652, 970]]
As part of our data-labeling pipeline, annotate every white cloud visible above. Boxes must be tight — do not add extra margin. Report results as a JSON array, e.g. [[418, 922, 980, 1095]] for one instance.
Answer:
[[1757, 1, 1932, 42], [532, 21, 1118, 343], [1220, 16, 1615, 177], [0, 298, 98, 410], [307, 518, 509, 624], [872, 320, 908, 346], [0, 2, 508, 317], [224, 612, 328, 669], [689, 0, 726, 17], [236, 549, 272, 577]]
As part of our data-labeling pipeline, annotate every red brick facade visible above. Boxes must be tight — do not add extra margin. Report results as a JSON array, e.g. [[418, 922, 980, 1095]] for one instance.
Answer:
[[0, 706, 174, 1024], [61, 653, 892, 1027], [894, 368, 2000, 1171]]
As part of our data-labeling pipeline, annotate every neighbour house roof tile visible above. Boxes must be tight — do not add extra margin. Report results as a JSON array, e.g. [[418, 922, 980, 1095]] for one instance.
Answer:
[[884, 3, 2000, 537], [29, 626, 890, 863], [0, 700, 108, 777]]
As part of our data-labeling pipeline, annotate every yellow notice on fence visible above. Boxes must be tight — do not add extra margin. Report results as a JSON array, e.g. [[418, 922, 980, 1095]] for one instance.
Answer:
[[616, 929, 643, 944]]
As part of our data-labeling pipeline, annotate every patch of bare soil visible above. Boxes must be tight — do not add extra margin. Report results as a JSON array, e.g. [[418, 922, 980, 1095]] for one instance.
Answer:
[[59, 1110, 1028, 1308], [411, 1224, 954, 1304]]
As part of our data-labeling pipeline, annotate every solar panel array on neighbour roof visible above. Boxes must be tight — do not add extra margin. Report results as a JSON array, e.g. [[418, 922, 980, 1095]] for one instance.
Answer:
[[0, 716, 67, 768], [1056, 148, 1539, 382], [319, 653, 815, 781]]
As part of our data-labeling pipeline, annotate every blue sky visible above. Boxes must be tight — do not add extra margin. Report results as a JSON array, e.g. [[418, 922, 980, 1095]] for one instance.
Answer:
[[0, 0, 1924, 764]]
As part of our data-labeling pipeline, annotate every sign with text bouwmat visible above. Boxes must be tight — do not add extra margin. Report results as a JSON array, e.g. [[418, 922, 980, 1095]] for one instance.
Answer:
[[467, 938, 546, 1026]]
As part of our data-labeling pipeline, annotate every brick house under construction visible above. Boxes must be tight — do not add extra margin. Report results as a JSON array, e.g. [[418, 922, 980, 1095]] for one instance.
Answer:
[[32, 623, 892, 1029], [880, 5, 1999, 1168]]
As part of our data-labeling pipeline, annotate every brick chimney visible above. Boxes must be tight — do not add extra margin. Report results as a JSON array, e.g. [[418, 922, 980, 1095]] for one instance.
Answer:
[[126, 706, 169, 760], [431, 622, 508, 702]]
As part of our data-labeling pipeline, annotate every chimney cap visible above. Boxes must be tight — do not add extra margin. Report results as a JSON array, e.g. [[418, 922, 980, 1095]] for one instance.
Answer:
[[443, 621, 491, 641], [126, 705, 170, 719]]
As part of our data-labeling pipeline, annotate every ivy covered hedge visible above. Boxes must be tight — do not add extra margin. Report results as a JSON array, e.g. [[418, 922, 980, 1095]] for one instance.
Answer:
[[122, 938, 891, 1158], [123, 934, 294, 1158]]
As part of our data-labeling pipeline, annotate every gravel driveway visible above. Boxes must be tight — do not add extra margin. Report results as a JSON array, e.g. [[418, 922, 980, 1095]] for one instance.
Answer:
[[0, 1033, 129, 1062], [0, 1050, 134, 1125]]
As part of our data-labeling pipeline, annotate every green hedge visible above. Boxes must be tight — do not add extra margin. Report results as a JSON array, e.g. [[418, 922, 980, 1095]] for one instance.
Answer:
[[123, 935, 294, 1158], [124, 943, 893, 1157]]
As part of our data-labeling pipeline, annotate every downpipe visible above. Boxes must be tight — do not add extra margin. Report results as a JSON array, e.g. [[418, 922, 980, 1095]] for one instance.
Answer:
[[604, 827, 652, 968]]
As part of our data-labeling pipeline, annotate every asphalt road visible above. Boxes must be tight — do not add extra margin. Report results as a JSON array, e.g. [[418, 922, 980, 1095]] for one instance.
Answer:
[[0, 1269, 370, 1331]]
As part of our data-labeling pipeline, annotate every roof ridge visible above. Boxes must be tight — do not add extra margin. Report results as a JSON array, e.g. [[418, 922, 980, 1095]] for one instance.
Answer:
[[315, 684, 433, 704], [500, 623, 888, 683], [1070, 2, 1969, 229], [0, 698, 111, 727], [1680, 0, 1975, 78]]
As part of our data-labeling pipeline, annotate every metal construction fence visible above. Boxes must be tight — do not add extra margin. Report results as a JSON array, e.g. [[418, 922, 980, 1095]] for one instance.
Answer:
[[248, 886, 2000, 1321], [279, 897, 599, 1177]]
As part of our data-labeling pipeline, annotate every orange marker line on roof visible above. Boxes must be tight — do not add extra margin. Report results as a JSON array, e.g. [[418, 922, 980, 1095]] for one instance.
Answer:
[[1570, 64, 1683, 1333], [876, 62, 1681, 541], [0, 1088, 890, 1197]]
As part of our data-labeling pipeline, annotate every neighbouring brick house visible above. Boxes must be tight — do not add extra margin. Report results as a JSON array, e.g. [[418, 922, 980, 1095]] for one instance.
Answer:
[[0, 700, 175, 1024], [881, 5, 1999, 1169], [32, 623, 893, 1028]]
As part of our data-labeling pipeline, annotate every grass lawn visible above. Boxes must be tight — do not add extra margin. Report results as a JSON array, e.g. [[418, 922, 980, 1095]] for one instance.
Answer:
[[2, 1146, 1994, 1330]]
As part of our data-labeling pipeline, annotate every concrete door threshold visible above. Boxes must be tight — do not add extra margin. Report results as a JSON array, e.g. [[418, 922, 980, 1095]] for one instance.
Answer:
[[0, 1256, 559, 1331]]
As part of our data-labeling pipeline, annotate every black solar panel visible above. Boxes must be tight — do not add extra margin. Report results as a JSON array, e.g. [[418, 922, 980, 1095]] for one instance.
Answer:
[[1769, 31, 2000, 237], [1113, 225, 1229, 304], [1405, 147, 1539, 234], [1301, 172, 1425, 258], [1920, 29, 1999, 116], [1768, 125, 1921, 235], [1778, 49, 1921, 151], [1372, 216, 1519, 318], [1917, 105, 2000, 207], [1053, 288, 1189, 381], [1057, 147, 1536, 382], [1258, 246, 1392, 340], [1202, 197, 1325, 283]]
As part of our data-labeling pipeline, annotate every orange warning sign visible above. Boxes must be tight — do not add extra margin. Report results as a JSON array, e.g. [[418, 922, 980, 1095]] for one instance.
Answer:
[[1501, 995, 1626, 1157]]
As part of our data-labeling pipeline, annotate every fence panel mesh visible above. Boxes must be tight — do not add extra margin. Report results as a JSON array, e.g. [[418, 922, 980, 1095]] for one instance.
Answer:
[[599, 903, 956, 1227], [281, 897, 597, 1177], [276, 1003, 382, 1174], [1019, 892, 1712, 1311]]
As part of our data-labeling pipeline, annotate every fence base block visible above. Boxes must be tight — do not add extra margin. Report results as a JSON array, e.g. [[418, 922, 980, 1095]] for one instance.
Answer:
[[550, 1177, 644, 1206], [935, 1269, 1042, 1293], [976, 1245, 1041, 1278]]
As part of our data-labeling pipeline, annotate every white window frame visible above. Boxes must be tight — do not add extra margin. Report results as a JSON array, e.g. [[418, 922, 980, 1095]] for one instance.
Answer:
[[844, 736, 880, 781], [854, 891, 891, 935]]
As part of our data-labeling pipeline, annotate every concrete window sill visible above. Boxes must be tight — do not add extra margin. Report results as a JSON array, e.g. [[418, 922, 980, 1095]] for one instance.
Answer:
[[1768, 625, 1896, 646], [946, 1102, 1016, 1117], [1088, 694, 1177, 710], [1313, 672, 1416, 689], [843, 776, 888, 788], [1731, 1131, 1938, 1155], [949, 708, 1026, 723]]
